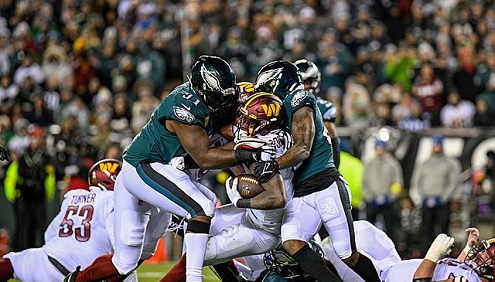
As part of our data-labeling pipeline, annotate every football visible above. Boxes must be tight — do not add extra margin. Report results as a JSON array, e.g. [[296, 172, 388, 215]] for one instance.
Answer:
[[235, 174, 264, 199]]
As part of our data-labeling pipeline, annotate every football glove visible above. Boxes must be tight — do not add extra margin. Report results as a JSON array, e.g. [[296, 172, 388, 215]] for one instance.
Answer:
[[425, 233, 454, 262], [225, 176, 241, 207], [252, 160, 279, 183], [234, 142, 276, 165], [0, 145, 9, 162]]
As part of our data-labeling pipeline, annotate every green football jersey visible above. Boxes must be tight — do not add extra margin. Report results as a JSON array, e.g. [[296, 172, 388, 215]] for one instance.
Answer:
[[282, 88, 335, 185], [124, 83, 217, 166], [316, 97, 337, 123]]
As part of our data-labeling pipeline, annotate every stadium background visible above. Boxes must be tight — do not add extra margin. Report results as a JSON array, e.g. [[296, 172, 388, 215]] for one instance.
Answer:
[[0, 0, 495, 280]]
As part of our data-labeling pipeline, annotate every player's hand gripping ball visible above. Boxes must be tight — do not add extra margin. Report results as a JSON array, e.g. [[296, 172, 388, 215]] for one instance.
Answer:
[[230, 174, 264, 199]]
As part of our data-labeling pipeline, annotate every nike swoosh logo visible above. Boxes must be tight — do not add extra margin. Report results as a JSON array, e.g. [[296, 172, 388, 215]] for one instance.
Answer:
[[182, 104, 191, 110]]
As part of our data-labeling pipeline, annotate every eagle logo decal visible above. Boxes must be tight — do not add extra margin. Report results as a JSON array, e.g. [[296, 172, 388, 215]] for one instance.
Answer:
[[200, 64, 223, 91], [173, 106, 194, 123], [291, 90, 308, 107], [255, 67, 283, 92]]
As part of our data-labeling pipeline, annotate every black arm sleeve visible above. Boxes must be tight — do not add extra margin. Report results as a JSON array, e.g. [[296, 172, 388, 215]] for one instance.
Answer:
[[331, 137, 340, 169]]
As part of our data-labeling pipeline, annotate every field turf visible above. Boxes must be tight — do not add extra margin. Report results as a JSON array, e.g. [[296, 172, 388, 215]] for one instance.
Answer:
[[7, 261, 221, 282]]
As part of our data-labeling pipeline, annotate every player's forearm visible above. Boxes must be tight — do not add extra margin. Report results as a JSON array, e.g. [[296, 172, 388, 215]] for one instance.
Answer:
[[237, 189, 285, 209], [237, 174, 286, 209], [413, 259, 436, 280], [276, 143, 310, 170], [193, 143, 238, 169]]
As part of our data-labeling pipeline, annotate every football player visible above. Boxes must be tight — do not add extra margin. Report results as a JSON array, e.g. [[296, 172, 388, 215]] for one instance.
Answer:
[[64, 56, 273, 282], [162, 92, 295, 282], [0, 159, 139, 282], [254, 60, 381, 282], [233, 220, 401, 282], [294, 59, 340, 168], [413, 228, 495, 282]]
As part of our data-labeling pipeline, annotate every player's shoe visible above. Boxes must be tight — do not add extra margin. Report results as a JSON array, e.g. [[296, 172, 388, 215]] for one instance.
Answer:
[[63, 265, 81, 282]]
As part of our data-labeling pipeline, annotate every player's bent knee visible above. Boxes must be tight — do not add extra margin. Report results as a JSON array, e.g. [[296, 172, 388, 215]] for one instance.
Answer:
[[282, 240, 306, 256], [112, 255, 139, 275]]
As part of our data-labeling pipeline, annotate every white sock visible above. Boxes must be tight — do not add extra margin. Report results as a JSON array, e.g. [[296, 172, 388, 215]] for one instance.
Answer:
[[184, 232, 208, 282]]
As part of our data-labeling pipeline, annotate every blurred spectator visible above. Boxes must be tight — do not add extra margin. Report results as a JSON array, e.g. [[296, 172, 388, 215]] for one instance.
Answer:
[[384, 43, 417, 92], [109, 93, 133, 141], [362, 139, 403, 243], [42, 75, 61, 113], [473, 96, 495, 127], [133, 41, 166, 93], [246, 25, 283, 78], [7, 118, 30, 158], [13, 53, 44, 86], [24, 94, 54, 127], [452, 43, 478, 104], [410, 135, 461, 256], [104, 142, 123, 160], [397, 101, 431, 132], [412, 63, 444, 126], [41, 43, 73, 86], [216, 27, 249, 79], [0, 75, 18, 114], [4, 126, 56, 251], [97, 42, 118, 89], [439, 88, 476, 128], [317, 30, 352, 91], [92, 88, 112, 124], [392, 92, 420, 125], [16, 75, 42, 115], [0, 114, 13, 147], [342, 78, 370, 128], [130, 85, 159, 134]]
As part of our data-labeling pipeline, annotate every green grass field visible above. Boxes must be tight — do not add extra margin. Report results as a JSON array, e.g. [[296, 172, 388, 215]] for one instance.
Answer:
[[7, 261, 221, 282], [137, 261, 221, 282]]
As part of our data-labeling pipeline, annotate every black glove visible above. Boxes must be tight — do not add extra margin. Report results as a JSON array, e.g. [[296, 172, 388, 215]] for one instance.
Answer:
[[252, 160, 279, 183], [235, 149, 260, 165], [0, 145, 9, 162]]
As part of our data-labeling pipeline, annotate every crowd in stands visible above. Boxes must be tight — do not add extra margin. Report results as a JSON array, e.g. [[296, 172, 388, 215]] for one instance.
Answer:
[[0, 0, 493, 177]]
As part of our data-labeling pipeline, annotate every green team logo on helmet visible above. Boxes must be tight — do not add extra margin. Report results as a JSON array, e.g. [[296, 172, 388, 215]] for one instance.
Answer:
[[255, 61, 302, 99], [189, 55, 237, 114]]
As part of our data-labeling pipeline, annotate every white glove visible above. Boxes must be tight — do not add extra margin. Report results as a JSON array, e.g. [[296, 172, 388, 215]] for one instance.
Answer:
[[225, 176, 241, 207], [234, 137, 265, 150], [425, 233, 454, 262], [170, 156, 186, 170]]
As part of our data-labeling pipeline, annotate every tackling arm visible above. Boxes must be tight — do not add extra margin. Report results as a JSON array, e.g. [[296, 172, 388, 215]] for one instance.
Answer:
[[167, 120, 239, 170], [324, 120, 340, 168], [276, 106, 315, 170]]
